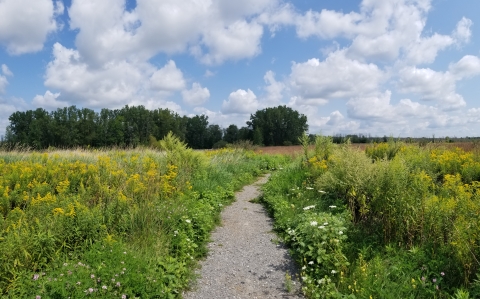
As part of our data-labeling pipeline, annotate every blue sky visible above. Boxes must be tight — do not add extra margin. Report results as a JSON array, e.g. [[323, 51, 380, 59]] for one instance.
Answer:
[[1, 0, 480, 138]]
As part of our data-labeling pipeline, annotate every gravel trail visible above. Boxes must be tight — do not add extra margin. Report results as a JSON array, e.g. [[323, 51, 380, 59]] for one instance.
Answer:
[[183, 174, 304, 299]]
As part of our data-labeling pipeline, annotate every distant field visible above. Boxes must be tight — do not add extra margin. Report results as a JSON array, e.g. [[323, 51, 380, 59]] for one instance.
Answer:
[[257, 142, 480, 156]]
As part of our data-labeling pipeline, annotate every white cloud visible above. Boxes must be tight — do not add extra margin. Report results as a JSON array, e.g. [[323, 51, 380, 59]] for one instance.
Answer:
[[32, 90, 67, 110], [149, 60, 186, 92], [221, 89, 258, 114], [449, 55, 480, 79], [1, 64, 13, 77], [263, 71, 284, 105], [0, 0, 63, 55], [289, 50, 385, 101], [197, 20, 264, 65], [45, 43, 189, 109], [182, 83, 210, 106], [398, 66, 466, 109], [454, 17, 473, 44]]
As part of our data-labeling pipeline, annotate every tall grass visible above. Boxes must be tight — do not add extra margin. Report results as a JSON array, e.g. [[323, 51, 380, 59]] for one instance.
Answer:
[[0, 134, 289, 298], [262, 139, 480, 298]]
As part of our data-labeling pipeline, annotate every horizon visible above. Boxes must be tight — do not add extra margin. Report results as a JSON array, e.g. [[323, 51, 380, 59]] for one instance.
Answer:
[[1, 0, 480, 138]]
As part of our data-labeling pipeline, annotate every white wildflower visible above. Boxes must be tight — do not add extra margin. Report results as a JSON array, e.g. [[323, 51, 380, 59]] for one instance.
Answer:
[[331, 270, 337, 274], [306, 187, 314, 190], [329, 205, 336, 208], [318, 226, 325, 229], [308, 261, 314, 265], [303, 205, 315, 210], [339, 231, 343, 235], [323, 222, 328, 226], [318, 190, 326, 193], [310, 221, 318, 226], [185, 219, 191, 223]]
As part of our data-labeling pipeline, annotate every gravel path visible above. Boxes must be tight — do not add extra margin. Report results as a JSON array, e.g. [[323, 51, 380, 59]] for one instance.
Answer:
[[183, 174, 304, 299]]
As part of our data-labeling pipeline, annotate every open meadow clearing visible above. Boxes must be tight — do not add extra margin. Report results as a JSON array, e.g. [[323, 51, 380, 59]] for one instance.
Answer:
[[260, 137, 480, 298], [0, 134, 288, 298]]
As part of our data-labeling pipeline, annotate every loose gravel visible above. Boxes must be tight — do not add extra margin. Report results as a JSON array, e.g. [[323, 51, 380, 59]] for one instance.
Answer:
[[183, 174, 304, 299]]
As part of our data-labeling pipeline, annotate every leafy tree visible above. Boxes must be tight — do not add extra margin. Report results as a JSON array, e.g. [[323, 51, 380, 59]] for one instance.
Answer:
[[247, 105, 308, 146], [223, 124, 239, 143], [185, 115, 209, 149], [205, 124, 223, 149]]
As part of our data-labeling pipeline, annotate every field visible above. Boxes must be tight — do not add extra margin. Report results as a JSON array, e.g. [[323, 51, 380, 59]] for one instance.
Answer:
[[0, 134, 288, 298], [260, 138, 480, 298], [3, 136, 480, 298]]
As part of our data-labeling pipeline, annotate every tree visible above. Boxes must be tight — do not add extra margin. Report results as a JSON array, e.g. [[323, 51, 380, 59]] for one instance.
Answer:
[[185, 115, 209, 149], [247, 105, 308, 146], [223, 124, 239, 143]]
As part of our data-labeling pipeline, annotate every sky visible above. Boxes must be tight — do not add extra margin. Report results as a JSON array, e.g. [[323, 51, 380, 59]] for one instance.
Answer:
[[1, 0, 480, 138]]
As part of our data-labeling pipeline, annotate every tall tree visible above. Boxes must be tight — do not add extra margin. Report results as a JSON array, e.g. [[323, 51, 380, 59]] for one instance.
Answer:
[[247, 105, 308, 146], [185, 115, 209, 149], [223, 124, 239, 143]]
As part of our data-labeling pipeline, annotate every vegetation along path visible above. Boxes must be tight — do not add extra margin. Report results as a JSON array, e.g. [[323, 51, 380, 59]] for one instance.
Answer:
[[183, 174, 304, 299]]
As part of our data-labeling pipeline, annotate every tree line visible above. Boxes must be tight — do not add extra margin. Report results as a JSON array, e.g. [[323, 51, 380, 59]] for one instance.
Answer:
[[3, 105, 308, 149]]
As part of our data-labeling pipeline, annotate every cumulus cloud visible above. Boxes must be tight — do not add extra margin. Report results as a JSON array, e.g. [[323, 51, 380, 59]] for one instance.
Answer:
[[449, 55, 480, 79], [221, 89, 258, 114], [398, 66, 466, 109], [44, 43, 191, 108], [32, 90, 67, 110], [0, 0, 63, 55], [289, 50, 385, 101], [263, 71, 284, 105], [149, 60, 186, 92], [182, 83, 210, 106]]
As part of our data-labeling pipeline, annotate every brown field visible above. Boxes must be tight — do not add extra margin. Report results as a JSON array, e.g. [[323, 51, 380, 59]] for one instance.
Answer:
[[256, 142, 480, 156]]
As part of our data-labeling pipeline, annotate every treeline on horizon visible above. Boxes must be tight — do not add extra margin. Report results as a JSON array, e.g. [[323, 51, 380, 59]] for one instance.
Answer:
[[2, 105, 308, 150]]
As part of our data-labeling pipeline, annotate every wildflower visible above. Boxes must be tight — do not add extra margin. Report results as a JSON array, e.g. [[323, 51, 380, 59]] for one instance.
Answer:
[[329, 205, 336, 208], [306, 187, 314, 190], [116, 282, 121, 287], [339, 231, 343, 235], [123, 251, 126, 254], [331, 270, 337, 274], [33, 274, 40, 281], [88, 288, 94, 293], [76, 281, 81, 285], [318, 226, 325, 229], [302, 266, 306, 270], [310, 221, 318, 226], [318, 278, 325, 284], [121, 261, 124, 264], [90, 274, 95, 279], [308, 261, 314, 265], [63, 263, 68, 267], [318, 190, 326, 193], [122, 295, 127, 299], [421, 277, 425, 281], [102, 286, 107, 290], [323, 222, 328, 226], [433, 278, 437, 283], [441, 272, 445, 276], [36, 296, 41, 299], [112, 278, 115, 282], [185, 219, 191, 223], [303, 205, 315, 210]]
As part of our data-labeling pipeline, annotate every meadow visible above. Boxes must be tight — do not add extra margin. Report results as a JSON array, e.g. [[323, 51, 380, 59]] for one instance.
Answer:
[[261, 136, 480, 298], [0, 133, 288, 298]]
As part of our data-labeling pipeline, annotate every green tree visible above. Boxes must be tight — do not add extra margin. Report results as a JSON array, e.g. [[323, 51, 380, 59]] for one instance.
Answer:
[[185, 115, 209, 149], [223, 124, 239, 143], [247, 105, 308, 146]]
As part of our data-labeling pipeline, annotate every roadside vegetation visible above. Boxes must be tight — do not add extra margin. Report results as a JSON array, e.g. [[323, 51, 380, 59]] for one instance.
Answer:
[[0, 133, 288, 298], [261, 135, 480, 298]]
